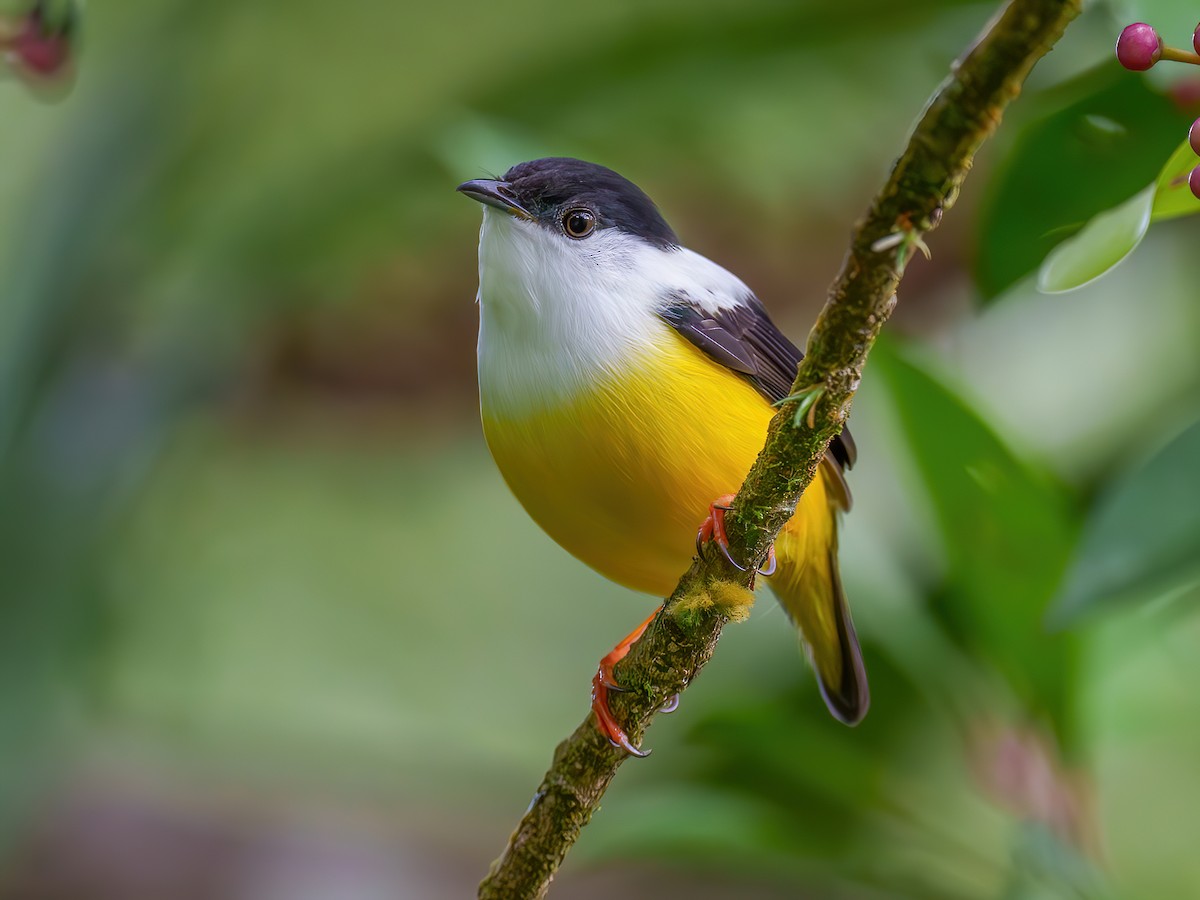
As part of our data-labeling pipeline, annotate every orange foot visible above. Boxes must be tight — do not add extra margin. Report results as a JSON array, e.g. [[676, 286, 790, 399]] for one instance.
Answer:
[[591, 607, 677, 757], [696, 493, 777, 576]]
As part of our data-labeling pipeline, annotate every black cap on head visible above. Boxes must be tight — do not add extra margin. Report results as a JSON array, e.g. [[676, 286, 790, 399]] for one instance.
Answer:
[[500, 158, 679, 250]]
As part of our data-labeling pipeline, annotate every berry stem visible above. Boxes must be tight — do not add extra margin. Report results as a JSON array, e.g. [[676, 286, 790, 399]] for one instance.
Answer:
[[1161, 45, 1200, 65]]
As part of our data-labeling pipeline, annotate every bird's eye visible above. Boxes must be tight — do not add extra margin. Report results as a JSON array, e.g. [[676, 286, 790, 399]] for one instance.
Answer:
[[562, 208, 596, 239]]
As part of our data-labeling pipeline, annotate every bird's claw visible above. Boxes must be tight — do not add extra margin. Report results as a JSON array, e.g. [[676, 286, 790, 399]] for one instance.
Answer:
[[592, 669, 650, 757], [590, 608, 661, 757], [697, 495, 776, 577]]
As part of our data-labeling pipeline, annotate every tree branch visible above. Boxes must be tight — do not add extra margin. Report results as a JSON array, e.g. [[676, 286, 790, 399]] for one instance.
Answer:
[[478, 2, 1082, 897]]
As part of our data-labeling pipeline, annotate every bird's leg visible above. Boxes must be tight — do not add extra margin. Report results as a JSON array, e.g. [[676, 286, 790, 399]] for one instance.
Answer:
[[593, 493, 776, 756], [591, 607, 664, 757], [696, 494, 777, 577]]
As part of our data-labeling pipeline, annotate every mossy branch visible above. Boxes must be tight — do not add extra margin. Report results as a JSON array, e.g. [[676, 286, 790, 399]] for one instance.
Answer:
[[478, 2, 1082, 897]]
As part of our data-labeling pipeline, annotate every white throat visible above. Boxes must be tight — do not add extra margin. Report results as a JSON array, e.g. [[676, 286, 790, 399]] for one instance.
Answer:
[[474, 207, 752, 416]]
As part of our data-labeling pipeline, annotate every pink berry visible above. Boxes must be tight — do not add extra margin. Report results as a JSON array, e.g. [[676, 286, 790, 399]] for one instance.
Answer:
[[1116, 23, 1163, 71], [6, 2, 75, 78], [1192, 118, 1200, 156], [1195, 22, 1200, 56], [12, 24, 69, 75], [1169, 80, 1200, 112], [1190, 165, 1200, 201]]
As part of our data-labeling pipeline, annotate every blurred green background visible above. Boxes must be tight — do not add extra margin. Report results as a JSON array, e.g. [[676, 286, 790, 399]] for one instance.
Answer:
[[2, 0, 1199, 897]]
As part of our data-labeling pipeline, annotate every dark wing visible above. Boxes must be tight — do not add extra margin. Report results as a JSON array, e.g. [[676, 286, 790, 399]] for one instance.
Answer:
[[658, 290, 856, 506]]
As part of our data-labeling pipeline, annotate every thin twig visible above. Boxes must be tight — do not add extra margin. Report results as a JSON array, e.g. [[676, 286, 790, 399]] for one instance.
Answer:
[[478, 2, 1082, 897]]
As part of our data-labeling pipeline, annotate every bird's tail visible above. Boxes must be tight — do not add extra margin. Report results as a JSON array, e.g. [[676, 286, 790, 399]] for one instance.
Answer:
[[767, 474, 869, 726]]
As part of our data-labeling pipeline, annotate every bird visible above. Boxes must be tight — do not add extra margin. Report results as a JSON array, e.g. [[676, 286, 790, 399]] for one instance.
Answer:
[[458, 157, 868, 754]]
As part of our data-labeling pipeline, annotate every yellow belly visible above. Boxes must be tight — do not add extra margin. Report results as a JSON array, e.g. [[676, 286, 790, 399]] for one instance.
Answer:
[[481, 330, 831, 596]]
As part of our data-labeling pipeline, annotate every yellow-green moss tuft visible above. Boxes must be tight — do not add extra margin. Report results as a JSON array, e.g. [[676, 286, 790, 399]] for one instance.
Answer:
[[708, 581, 755, 621], [670, 579, 755, 627]]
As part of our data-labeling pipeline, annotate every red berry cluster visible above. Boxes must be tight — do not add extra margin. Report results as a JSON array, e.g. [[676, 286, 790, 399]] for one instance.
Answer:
[[0, 0, 76, 80], [1117, 22, 1200, 200]]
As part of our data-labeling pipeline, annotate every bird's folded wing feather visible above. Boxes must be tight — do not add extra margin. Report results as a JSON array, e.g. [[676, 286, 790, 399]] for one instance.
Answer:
[[658, 291, 855, 509]]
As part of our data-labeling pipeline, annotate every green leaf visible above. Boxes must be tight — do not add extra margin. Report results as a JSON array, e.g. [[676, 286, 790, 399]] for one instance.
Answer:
[[1036, 184, 1154, 293], [975, 66, 1191, 300], [872, 340, 1080, 731], [1036, 136, 1200, 293], [1150, 139, 1200, 222], [1050, 419, 1200, 625]]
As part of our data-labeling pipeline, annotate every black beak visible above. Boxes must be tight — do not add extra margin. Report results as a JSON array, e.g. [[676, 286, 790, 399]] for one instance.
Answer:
[[456, 179, 533, 219]]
